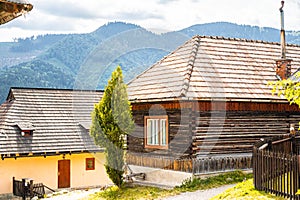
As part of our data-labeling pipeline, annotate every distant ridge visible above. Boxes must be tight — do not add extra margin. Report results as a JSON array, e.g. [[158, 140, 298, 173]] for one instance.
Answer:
[[0, 21, 299, 103]]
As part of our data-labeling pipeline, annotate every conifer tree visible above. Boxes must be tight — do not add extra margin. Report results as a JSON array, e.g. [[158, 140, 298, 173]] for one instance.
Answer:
[[91, 66, 134, 187]]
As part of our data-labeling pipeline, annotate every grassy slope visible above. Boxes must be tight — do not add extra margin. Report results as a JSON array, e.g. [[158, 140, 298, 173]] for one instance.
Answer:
[[87, 171, 252, 200], [86, 171, 289, 200], [211, 179, 285, 200]]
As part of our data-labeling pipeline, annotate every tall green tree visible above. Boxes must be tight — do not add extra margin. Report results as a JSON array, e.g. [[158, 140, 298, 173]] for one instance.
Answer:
[[90, 66, 134, 187]]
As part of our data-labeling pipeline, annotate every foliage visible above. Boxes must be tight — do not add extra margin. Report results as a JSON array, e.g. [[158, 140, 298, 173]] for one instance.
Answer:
[[90, 66, 134, 187], [40, 34, 98, 73], [10, 34, 66, 52], [269, 73, 300, 106], [211, 179, 285, 200], [176, 170, 252, 192], [0, 59, 74, 103]]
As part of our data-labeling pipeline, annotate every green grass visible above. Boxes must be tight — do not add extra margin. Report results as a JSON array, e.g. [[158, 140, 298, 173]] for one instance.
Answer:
[[86, 185, 179, 200], [175, 170, 252, 192], [85, 171, 289, 200], [87, 170, 252, 200], [211, 179, 285, 200]]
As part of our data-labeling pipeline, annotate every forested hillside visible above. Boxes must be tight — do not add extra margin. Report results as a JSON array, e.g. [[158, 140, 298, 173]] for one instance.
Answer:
[[0, 21, 299, 103]]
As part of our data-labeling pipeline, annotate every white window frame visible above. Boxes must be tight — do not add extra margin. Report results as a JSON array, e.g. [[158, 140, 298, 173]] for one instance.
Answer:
[[144, 116, 168, 149]]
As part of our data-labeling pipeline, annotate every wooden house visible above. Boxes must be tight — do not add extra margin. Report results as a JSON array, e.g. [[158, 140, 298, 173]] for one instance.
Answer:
[[0, 88, 111, 195], [126, 35, 300, 173]]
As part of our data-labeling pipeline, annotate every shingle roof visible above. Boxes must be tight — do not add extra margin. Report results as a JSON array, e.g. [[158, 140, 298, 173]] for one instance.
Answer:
[[128, 35, 300, 102], [0, 0, 33, 25], [0, 88, 103, 156], [5, 0, 30, 4]]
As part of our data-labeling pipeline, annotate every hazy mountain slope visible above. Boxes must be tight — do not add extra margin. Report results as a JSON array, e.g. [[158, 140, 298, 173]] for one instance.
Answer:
[[0, 21, 300, 103], [0, 59, 74, 101], [179, 22, 300, 44]]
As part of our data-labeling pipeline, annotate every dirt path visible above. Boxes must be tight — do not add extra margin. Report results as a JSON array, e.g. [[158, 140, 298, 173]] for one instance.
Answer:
[[42, 188, 100, 200], [161, 184, 235, 200], [43, 184, 235, 200]]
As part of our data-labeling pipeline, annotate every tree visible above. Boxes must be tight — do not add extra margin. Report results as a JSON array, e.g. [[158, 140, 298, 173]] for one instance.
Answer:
[[269, 73, 300, 127], [90, 66, 134, 187], [269, 73, 300, 106]]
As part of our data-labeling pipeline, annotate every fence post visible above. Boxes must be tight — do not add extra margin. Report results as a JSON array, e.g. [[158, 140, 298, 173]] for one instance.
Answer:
[[292, 134, 296, 155], [29, 179, 34, 198], [268, 140, 272, 151], [192, 158, 195, 176], [21, 178, 26, 200], [12, 177, 15, 196]]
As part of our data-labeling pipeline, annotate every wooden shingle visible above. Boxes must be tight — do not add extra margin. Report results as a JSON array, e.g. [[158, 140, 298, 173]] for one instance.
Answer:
[[0, 88, 103, 156], [128, 35, 300, 102]]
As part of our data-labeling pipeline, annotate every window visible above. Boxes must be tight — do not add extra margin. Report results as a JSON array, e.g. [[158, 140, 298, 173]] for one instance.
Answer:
[[144, 116, 168, 149], [16, 122, 34, 137], [86, 158, 95, 170], [21, 130, 32, 137]]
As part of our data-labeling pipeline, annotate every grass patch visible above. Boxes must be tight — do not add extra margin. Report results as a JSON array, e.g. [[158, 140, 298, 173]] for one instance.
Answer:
[[175, 170, 253, 192], [87, 170, 252, 200], [88, 185, 179, 200], [211, 179, 285, 200], [87, 171, 288, 200]]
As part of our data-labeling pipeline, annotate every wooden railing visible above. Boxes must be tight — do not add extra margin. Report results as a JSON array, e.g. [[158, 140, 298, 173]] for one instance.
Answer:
[[127, 153, 252, 175], [12, 177, 55, 199], [253, 135, 300, 199]]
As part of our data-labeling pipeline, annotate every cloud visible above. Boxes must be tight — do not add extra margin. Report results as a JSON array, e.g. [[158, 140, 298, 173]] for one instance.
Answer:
[[2, 10, 77, 31], [157, 0, 179, 4], [33, 1, 100, 19], [116, 10, 164, 21], [1, 0, 300, 42]]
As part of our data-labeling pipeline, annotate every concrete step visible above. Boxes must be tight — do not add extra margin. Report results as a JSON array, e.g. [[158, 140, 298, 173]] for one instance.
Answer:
[[128, 165, 193, 188]]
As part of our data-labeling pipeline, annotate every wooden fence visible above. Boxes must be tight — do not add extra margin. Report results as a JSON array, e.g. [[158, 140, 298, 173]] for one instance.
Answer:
[[12, 178, 25, 199], [253, 135, 300, 199], [127, 153, 252, 175], [12, 177, 54, 199]]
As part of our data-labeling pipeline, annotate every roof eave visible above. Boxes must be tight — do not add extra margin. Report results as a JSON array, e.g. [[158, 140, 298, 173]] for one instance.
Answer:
[[129, 97, 289, 104]]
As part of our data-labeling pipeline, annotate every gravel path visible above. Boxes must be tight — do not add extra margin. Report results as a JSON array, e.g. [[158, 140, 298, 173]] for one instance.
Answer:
[[42, 188, 101, 200], [42, 184, 235, 200], [161, 184, 236, 200]]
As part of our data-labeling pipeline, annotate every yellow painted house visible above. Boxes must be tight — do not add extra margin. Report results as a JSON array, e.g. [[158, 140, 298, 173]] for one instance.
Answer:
[[0, 88, 112, 195]]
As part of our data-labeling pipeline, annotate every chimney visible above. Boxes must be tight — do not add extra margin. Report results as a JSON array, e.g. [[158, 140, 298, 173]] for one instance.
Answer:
[[276, 0, 292, 80]]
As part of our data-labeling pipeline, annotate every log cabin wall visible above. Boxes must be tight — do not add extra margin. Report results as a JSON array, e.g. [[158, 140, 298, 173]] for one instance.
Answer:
[[194, 100, 300, 156], [194, 111, 292, 155], [128, 101, 194, 158], [128, 100, 300, 158]]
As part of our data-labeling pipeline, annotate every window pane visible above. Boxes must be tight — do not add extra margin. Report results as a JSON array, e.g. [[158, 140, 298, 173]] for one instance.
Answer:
[[147, 119, 152, 145], [155, 119, 159, 145], [86, 158, 95, 170], [161, 119, 166, 146], [151, 119, 155, 145]]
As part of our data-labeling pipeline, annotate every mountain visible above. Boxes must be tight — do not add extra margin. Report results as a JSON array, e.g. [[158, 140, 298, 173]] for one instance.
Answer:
[[0, 21, 300, 103], [178, 22, 300, 44]]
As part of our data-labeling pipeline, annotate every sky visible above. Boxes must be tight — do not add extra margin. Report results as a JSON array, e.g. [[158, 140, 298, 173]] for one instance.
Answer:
[[0, 0, 300, 42]]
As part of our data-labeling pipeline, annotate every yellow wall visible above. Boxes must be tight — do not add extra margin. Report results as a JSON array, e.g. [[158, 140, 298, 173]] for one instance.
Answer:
[[0, 152, 112, 194]]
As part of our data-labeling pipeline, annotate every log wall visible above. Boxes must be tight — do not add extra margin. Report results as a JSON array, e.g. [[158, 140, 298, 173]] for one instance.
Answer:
[[193, 111, 297, 155], [128, 100, 300, 158], [128, 101, 193, 157]]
